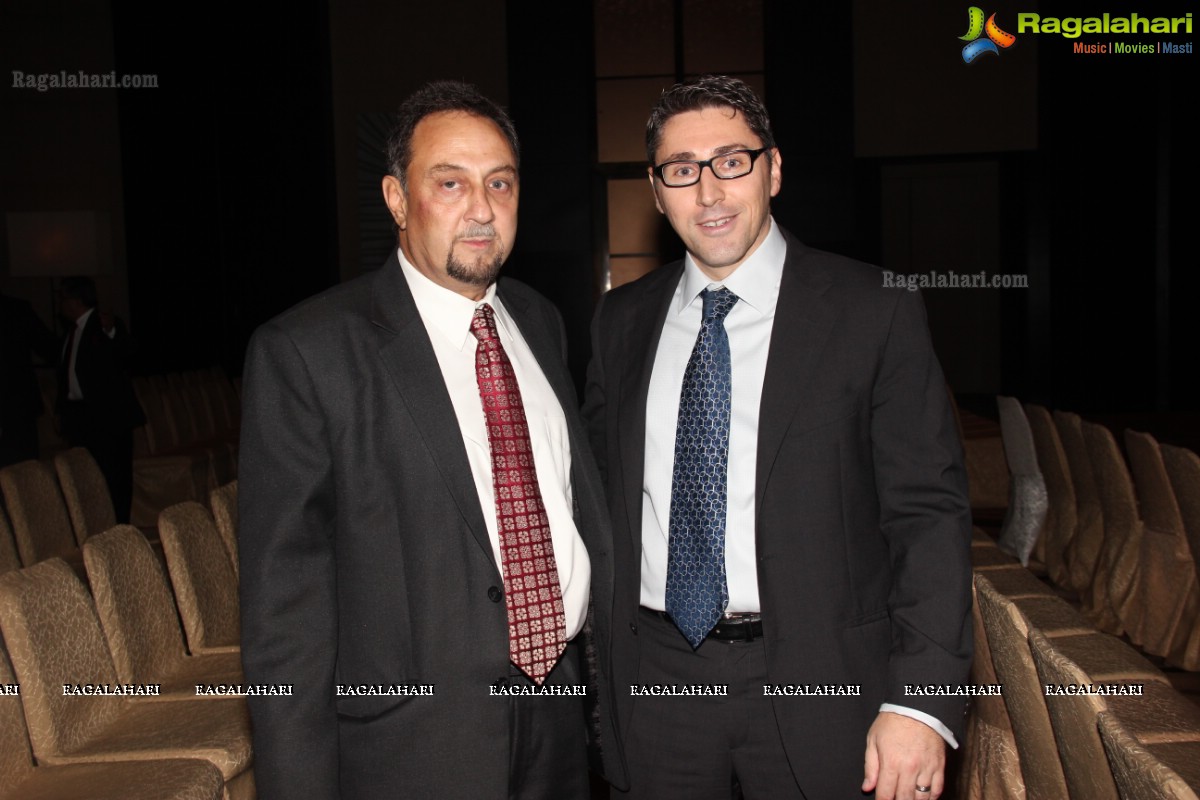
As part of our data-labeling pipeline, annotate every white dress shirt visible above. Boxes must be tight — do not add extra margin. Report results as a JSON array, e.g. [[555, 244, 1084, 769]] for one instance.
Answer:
[[641, 220, 784, 613], [638, 220, 957, 747], [398, 250, 590, 640], [64, 307, 96, 401]]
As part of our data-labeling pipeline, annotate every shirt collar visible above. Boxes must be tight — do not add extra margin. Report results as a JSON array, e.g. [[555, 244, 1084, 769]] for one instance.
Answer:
[[397, 247, 498, 351], [76, 307, 95, 330], [674, 217, 785, 317]]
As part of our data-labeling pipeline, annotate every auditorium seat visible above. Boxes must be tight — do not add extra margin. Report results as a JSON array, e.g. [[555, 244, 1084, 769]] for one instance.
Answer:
[[1098, 711, 1200, 800], [0, 511, 19, 576], [208, 481, 239, 580], [1030, 628, 1200, 800], [1054, 411, 1107, 622], [83, 526, 244, 700], [1124, 430, 1198, 664], [0, 559, 254, 796], [130, 376, 211, 529], [1161, 444, 1200, 670], [53, 447, 116, 546], [974, 572, 1070, 798], [158, 503, 240, 654], [958, 579, 1025, 800], [0, 460, 82, 572], [996, 396, 1048, 566], [1082, 421, 1141, 639], [0, 645, 226, 800], [1024, 403, 1077, 589]]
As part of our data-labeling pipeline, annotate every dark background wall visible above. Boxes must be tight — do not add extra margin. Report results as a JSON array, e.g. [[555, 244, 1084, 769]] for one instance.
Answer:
[[2, 0, 1196, 417]]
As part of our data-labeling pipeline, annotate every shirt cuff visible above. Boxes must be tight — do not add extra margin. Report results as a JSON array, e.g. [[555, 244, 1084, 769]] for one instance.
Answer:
[[878, 703, 958, 749]]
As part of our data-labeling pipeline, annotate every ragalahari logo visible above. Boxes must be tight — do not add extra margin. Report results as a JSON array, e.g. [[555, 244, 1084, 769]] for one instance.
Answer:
[[960, 7, 1017, 62]]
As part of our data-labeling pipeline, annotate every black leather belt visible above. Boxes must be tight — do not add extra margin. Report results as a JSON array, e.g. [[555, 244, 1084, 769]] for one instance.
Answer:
[[641, 607, 764, 642]]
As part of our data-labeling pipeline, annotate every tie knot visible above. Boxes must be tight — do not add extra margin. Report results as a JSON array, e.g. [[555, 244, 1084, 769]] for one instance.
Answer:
[[701, 286, 738, 324], [470, 303, 498, 342]]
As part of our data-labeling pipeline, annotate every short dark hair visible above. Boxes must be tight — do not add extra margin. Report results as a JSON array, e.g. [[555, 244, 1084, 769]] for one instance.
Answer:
[[645, 75, 775, 164], [385, 80, 519, 190], [60, 276, 97, 309]]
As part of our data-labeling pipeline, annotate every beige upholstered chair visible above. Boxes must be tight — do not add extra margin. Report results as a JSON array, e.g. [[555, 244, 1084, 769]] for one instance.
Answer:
[[1124, 430, 1198, 664], [209, 481, 239, 579], [996, 397, 1049, 566], [1024, 404, 1077, 589], [1083, 421, 1142, 639], [0, 460, 81, 568], [1162, 444, 1200, 669], [162, 379, 234, 490], [1032, 628, 1161, 800], [976, 563, 1054, 600], [1054, 411, 1107, 618], [53, 448, 116, 546], [972, 539, 1022, 570], [158, 502, 240, 653], [172, 372, 217, 442], [0, 510, 20, 575], [83, 526, 243, 699], [1098, 711, 1200, 800], [1029, 628, 1200, 800], [130, 376, 211, 529], [0, 559, 254, 796], [974, 572, 1070, 798], [959, 580, 1025, 800], [1, 645, 226, 800], [1162, 444, 1200, 574]]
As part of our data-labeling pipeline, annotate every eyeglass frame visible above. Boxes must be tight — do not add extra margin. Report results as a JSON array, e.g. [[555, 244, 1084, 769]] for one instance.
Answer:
[[650, 147, 769, 188]]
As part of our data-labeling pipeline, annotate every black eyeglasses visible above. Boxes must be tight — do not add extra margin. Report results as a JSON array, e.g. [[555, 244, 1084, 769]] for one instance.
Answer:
[[651, 148, 768, 187]]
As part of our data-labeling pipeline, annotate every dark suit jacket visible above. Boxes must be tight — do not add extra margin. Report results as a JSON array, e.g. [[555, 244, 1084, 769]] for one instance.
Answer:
[[583, 228, 972, 799], [56, 310, 145, 429], [238, 251, 624, 799]]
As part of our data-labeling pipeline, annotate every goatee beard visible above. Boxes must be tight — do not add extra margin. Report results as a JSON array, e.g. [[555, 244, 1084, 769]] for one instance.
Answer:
[[447, 253, 503, 288]]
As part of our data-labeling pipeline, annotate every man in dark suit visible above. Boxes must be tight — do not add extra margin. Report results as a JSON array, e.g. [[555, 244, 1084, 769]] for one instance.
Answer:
[[584, 76, 972, 800], [57, 277, 144, 521], [239, 81, 623, 799], [0, 291, 59, 467]]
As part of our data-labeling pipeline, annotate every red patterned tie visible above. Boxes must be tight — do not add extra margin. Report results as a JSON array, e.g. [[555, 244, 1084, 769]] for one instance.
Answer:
[[470, 303, 567, 684]]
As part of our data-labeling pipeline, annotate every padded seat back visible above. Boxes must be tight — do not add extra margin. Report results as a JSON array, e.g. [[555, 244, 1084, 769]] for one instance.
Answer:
[[0, 461, 77, 566], [83, 526, 190, 684], [159, 502, 240, 650], [54, 448, 116, 546], [0, 559, 121, 758]]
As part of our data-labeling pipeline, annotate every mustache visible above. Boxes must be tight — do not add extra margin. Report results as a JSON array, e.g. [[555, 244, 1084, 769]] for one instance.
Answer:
[[456, 224, 497, 240]]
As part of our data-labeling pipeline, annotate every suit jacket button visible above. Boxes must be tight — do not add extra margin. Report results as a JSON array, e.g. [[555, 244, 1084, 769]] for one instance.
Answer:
[[493, 677, 509, 689], [488, 586, 503, 602], [629, 622, 638, 634]]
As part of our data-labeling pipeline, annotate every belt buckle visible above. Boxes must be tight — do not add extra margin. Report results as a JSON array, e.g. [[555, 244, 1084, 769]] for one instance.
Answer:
[[717, 612, 761, 642]]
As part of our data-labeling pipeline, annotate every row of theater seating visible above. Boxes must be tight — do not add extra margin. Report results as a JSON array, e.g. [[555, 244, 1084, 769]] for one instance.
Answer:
[[992, 399, 1200, 671], [0, 485, 247, 799], [1, 449, 119, 574], [32, 367, 241, 528], [0, 446, 238, 579], [965, 536, 1200, 799], [130, 370, 241, 528]]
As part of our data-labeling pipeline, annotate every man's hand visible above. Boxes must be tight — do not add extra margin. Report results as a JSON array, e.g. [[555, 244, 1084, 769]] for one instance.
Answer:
[[862, 711, 946, 800]]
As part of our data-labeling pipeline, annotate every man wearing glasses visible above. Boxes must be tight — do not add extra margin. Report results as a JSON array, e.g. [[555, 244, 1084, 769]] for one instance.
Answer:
[[584, 76, 972, 800]]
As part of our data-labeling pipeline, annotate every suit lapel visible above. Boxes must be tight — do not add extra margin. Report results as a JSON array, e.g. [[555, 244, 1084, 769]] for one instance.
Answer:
[[755, 235, 836, 514], [369, 253, 497, 573], [617, 264, 682, 554]]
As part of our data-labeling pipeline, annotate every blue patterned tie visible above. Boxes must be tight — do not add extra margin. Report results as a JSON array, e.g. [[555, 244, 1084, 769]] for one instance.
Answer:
[[666, 286, 739, 649]]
